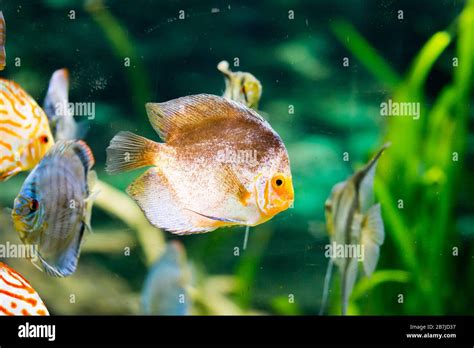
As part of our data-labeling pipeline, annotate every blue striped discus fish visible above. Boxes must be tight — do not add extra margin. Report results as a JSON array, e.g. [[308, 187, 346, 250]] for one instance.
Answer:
[[11, 140, 96, 277]]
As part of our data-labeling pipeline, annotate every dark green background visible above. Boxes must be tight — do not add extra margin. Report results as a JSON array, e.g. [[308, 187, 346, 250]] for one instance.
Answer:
[[0, 0, 472, 315]]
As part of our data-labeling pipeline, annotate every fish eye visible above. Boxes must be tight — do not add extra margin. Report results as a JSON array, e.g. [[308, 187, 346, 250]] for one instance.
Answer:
[[40, 135, 49, 144], [271, 174, 285, 190], [29, 199, 39, 212]]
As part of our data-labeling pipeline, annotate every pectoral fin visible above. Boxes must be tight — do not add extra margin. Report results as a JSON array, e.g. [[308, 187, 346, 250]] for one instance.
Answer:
[[216, 165, 251, 206], [87, 170, 98, 193], [361, 203, 385, 276]]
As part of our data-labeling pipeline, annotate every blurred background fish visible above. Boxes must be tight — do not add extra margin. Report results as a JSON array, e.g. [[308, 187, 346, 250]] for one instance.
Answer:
[[322, 144, 388, 315], [0, 79, 54, 181], [217, 60, 262, 110], [106, 94, 294, 234], [141, 241, 191, 315], [0, 262, 49, 315], [11, 140, 96, 277], [43, 68, 84, 141], [0, 11, 5, 71]]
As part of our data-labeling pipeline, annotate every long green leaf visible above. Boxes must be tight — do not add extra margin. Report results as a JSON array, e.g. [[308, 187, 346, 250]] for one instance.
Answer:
[[331, 20, 401, 89]]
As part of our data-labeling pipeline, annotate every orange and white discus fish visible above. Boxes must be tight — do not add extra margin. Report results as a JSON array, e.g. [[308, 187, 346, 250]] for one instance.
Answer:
[[0, 79, 54, 181], [106, 94, 294, 235], [0, 262, 49, 316]]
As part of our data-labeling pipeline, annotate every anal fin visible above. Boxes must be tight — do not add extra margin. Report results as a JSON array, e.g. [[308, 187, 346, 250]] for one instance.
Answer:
[[127, 167, 214, 235], [36, 223, 85, 277]]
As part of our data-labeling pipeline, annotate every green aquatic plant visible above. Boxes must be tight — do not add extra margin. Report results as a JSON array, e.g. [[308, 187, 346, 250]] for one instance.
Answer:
[[95, 180, 165, 266], [330, 0, 474, 314]]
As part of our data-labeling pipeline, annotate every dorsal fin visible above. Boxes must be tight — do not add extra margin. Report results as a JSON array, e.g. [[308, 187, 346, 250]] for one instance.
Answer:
[[44, 68, 69, 122], [73, 140, 95, 170], [145, 94, 267, 142], [217, 60, 232, 78], [48, 140, 95, 170]]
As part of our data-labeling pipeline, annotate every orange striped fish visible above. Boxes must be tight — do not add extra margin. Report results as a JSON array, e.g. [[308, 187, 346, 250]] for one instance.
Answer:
[[0, 262, 49, 316], [0, 78, 54, 181], [0, 11, 5, 70]]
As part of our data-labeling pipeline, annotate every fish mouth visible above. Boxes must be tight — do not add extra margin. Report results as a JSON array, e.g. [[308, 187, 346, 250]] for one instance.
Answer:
[[255, 198, 292, 225], [11, 198, 44, 243], [258, 185, 294, 221], [254, 175, 294, 220], [11, 215, 33, 242], [267, 197, 293, 215]]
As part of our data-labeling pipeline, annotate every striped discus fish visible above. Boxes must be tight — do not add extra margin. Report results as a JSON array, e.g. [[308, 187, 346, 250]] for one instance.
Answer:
[[0, 262, 49, 316], [0, 78, 54, 181], [12, 140, 96, 277]]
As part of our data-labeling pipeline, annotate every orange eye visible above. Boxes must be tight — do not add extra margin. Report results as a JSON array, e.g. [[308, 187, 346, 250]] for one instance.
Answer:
[[271, 174, 286, 191], [40, 135, 49, 144]]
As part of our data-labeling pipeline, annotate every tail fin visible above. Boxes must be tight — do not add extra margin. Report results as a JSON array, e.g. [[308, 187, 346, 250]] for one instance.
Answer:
[[106, 131, 160, 174]]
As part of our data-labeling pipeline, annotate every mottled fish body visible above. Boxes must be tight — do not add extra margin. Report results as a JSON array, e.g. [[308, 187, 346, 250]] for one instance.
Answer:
[[12, 140, 96, 277], [142, 241, 190, 315], [107, 94, 293, 235], [0, 79, 54, 181], [217, 60, 262, 109], [0, 262, 49, 316], [324, 144, 388, 315]]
